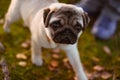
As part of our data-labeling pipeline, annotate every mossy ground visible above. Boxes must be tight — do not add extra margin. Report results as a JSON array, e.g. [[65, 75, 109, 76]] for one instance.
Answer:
[[0, 0, 120, 80]]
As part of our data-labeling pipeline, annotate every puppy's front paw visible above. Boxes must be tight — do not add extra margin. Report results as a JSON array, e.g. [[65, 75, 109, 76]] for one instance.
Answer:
[[3, 23, 10, 33], [32, 56, 43, 66]]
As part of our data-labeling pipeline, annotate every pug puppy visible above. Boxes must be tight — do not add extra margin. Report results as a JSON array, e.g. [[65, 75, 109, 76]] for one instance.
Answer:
[[3, 0, 90, 80]]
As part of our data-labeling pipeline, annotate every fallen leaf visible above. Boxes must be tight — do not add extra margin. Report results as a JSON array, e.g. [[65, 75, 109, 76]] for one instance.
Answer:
[[52, 53, 60, 59], [86, 71, 94, 80], [74, 76, 78, 80], [103, 46, 111, 56], [63, 58, 69, 63], [92, 56, 100, 63], [50, 60, 59, 68], [18, 61, 27, 67], [93, 72, 101, 78], [21, 40, 30, 49], [101, 71, 112, 79], [52, 48, 60, 53], [63, 58, 71, 69], [64, 62, 71, 69], [93, 65, 104, 72], [16, 53, 27, 60], [48, 65, 56, 71]]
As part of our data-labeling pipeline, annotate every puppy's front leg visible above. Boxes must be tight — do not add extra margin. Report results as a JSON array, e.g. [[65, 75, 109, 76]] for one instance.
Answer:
[[63, 45, 88, 80], [31, 38, 43, 66]]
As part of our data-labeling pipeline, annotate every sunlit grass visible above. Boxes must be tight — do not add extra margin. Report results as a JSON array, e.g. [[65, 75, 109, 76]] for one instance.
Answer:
[[0, 0, 120, 80]]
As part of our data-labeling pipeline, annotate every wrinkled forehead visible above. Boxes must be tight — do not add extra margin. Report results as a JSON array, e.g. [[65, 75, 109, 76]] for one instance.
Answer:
[[49, 3, 84, 12], [53, 7, 81, 18], [49, 7, 83, 25], [49, 3, 84, 17], [48, 3, 84, 25]]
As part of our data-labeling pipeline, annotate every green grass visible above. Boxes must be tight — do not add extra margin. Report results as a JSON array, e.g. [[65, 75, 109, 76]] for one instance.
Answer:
[[0, 0, 120, 80]]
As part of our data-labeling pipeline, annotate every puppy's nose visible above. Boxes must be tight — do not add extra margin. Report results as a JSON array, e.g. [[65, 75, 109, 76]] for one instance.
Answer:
[[62, 37, 71, 43], [63, 37, 69, 42], [64, 30, 71, 35]]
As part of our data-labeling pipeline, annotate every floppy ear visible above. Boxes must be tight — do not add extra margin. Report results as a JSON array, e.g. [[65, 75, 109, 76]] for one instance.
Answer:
[[43, 8, 55, 27], [82, 12, 90, 30]]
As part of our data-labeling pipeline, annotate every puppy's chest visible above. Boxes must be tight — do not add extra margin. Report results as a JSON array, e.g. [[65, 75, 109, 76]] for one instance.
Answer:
[[40, 41, 57, 49], [38, 35, 57, 49]]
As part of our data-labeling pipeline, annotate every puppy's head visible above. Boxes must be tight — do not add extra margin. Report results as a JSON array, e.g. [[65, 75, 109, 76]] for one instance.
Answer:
[[43, 3, 90, 44]]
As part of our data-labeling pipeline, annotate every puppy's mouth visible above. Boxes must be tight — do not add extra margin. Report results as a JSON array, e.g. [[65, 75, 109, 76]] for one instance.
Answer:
[[52, 29, 77, 44]]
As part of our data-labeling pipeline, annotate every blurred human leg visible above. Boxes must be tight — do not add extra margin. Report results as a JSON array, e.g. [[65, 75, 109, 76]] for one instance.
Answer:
[[75, 0, 107, 16], [91, 0, 120, 40]]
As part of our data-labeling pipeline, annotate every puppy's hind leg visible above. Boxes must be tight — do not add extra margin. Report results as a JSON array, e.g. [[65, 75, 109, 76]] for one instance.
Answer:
[[31, 38, 43, 66], [3, 0, 22, 33]]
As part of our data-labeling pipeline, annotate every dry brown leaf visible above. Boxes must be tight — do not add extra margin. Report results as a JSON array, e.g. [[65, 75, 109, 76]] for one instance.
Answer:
[[50, 60, 59, 68], [64, 61, 71, 69], [103, 46, 111, 56], [93, 65, 104, 72], [86, 71, 94, 80], [52, 48, 60, 53], [74, 76, 78, 80], [63, 58, 71, 69], [92, 56, 100, 63], [48, 65, 56, 71], [101, 72, 112, 79], [16, 53, 27, 60], [93, 72, 101, 78], [52, 53, 60, 59], [18, 61, 27, 67], [63, 58, 69, 63], [21, 40, 30, 49]]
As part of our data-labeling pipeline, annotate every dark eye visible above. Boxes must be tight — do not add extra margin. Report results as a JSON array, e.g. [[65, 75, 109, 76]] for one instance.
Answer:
[[74, 22, 82, 32], [50, 21, 62, 31]]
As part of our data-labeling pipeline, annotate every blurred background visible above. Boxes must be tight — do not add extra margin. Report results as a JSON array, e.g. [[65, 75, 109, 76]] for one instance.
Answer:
[[0, 0, 120, 80]]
